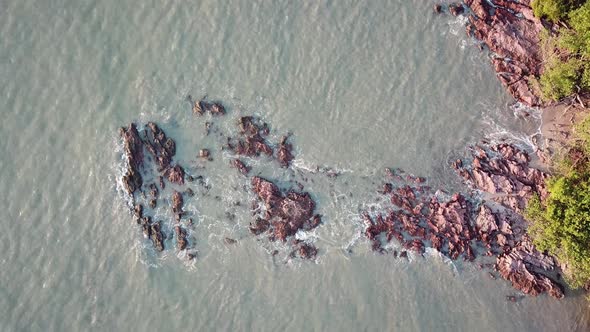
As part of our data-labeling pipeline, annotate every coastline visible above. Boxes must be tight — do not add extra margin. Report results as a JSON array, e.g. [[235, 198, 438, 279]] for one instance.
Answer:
[[436, 0, 589, 295]]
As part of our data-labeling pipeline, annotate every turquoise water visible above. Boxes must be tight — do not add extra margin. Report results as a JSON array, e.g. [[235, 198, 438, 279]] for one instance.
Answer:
[[1, 0, 587, 331]]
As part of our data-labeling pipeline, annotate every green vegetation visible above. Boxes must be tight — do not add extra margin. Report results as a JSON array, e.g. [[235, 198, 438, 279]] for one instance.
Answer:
[[526, 116, 590, 288], [533, 0, 590, 101], [532, 0, 582, 22]]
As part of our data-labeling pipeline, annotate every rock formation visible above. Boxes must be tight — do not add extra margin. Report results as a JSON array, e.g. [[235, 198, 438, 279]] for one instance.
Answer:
[[463, 0, 545, 105], [250, 176, 321, 241]]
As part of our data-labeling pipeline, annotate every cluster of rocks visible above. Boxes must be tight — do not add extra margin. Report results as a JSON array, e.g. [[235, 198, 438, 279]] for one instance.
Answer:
[[435, 0, 546, 106], [249, 176, 321, 258], [452, 143, 548, 212], [363, 143, 563, 298], [188, 99, 318, 259], [119, 122, 195, 257], [225, 116, 295, 175], [191, 96, 226, 116]]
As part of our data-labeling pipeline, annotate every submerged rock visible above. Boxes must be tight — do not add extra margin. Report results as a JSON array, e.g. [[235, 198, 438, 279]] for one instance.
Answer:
[[192, 99, 226, 116], [231, 159, 250, 175], [230, 116, 273, 157]]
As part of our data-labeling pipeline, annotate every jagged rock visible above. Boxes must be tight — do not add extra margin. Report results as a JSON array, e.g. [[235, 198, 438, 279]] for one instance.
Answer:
[[193, 99, 226, 116], [172, 191, 183, 214], [463, 0, 545, 105], [143, 122, 176, 170], [454, 143, 548, 210], [199, 149, 210, 159], [120, 124, 144, 195], [298, 243, 318, 259], [497, 238, 564, 298], [175, 225, 188, 251], [434, 4, 443, 14], [164, 164, 185, 185], [231, 159, 250, 175], [448, 3, 464, 16], [277, 135, 294, 167], [250, 177, 320, 242], [230, 116, 273, 157], [476, 204, 498, 234], [150, 220, 165, 252], [224, 237, 237, 245]]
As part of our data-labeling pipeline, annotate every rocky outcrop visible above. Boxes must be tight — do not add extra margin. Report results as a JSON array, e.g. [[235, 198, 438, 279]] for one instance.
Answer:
[[120, 122, 195, 255], [463, 0, 545, 106], [231, 159, 250, 175], [229, 116, 274, 157], [453, 143, 548, 211], [192, 98, 226, 116], [143, 122, 177, 171], [119, 124, 144, 195], [497, 238, 564, 298], [175, 225, 189, 251], [277, 135, 294, 168], [363, 144, 564, 298], [250, 176, 321, 244]]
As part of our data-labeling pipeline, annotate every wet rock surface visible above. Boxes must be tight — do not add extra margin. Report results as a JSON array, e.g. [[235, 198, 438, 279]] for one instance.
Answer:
[[120, 99, 564, 296], [362, 143, 564, 298], [250, 176, 321, 243], [120, 122, 195, 256]]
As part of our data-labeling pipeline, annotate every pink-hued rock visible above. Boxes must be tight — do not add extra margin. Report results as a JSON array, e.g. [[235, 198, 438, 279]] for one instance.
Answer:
[[497, 238, 564, 298], [464, 0, 545, 106], [455, 143, 548, 210], [250, 177, 321, 247]]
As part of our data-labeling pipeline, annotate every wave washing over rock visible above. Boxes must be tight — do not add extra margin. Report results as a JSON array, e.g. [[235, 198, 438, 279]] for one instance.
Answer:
[[118, 95, 565, 300]]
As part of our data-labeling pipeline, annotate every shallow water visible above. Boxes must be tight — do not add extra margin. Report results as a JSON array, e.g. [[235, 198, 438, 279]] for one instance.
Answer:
[[1, 0, 588, 331]]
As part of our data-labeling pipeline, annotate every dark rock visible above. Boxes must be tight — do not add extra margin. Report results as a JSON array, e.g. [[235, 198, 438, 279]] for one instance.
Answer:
[[193, 99, 226, 116], [149, 199, 157, 209], [230, 116, 274, 157], [172, 191, 184, 214], [143, 122, 176, 170], [231, 159, 250, 175], [224, 237, 237, 245], [496, 238, 564, 299], [250, 177, 320, 242], [298, 243, 318, 259], [434, 4, 443, 14], [277, 135, 294, 168], [448, 3, 464, 16], [175, 225, 188, 251], [150, 221, 165, 252], [120, 124, 144, 195], [164, 164, 185, 185]]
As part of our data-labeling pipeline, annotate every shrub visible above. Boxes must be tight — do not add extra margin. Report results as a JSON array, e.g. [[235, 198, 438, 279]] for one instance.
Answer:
[[532, 0, 582, 22], [526, 116, 590, 288], [535, 1, 590, 101], [539, 58, 582, 101]]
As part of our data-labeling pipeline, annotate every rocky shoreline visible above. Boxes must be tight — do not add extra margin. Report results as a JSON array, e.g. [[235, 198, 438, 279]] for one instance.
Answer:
[[115, 1, 584, 299], [435, 0, 546, 106], [118, 94, 567, 300], [363, 143, 563, 298]]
